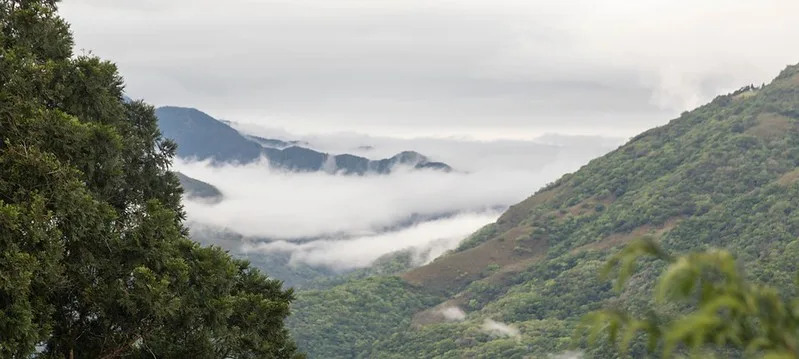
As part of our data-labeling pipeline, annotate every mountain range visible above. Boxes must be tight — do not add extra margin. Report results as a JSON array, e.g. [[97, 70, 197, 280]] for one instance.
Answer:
[[156, 106, 452, 174], [288, 64, 799, 358]]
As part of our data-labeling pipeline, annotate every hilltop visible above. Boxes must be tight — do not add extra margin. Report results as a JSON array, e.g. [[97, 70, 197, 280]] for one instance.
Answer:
[[156, 106, 452, 174], [289, 63, 799, 358]]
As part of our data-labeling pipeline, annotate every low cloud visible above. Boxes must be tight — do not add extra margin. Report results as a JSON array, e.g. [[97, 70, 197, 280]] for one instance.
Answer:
[[240, 211, 500, 270], [176, 134, 618, 269], [438, 306, 467, 322], [481, 319, 520, 338], [179, 160, 530, 239], [549, 351, 583, 359], [230, 122, 624, 172]]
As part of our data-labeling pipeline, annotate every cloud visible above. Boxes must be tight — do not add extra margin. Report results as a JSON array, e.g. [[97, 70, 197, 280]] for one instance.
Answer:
[[241, 211, 499, 270], [175, 134, 617, 269], [60, 0, 799, 139], [229, 122, 624, 172], [180, 161, 518, 239], [438, 306, 467, 322], [176, 139, 616, 239], [548, 351, 583, 359], [481, 319, 520, 338]]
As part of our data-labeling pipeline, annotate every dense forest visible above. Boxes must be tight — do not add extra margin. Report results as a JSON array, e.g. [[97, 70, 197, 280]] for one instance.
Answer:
[[290, 65, 799, 357], [0, 1, 301, 358]]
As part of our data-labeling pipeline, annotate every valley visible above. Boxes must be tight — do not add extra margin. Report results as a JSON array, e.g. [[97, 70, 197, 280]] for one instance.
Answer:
[[156, 106, 621, 287], [6, 1, 799, 357]]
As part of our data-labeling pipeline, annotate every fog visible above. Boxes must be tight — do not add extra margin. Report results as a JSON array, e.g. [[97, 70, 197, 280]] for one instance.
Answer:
[[231, 122, 623, 172], [176, 133, 620, 270], [439, 307, 467, 322], [481, 319, 520, 338], [179, 159, 529, 239], [549, 351, 584, 359], [242, 211, 499, 270]]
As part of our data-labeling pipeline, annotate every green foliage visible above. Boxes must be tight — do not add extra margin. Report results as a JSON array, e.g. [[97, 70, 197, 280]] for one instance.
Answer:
[[455, 223, 498, 251], [289, 62, 799, 358], [582, 238, 799, 358], [0, 1, 301, 357], [289, 277, 441, 358]]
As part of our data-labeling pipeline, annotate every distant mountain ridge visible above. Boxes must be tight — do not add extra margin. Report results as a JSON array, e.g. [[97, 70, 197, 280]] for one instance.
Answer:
[[156, 106, 452, 174], [246, 135, 307, 149]]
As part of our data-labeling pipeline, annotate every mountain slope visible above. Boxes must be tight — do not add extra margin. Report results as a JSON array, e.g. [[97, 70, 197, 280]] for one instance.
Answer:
[[156, 106, 452, 173], [290, 64, 799, 358], [156, 106, 263, 163], [175, 172, 222, 202]]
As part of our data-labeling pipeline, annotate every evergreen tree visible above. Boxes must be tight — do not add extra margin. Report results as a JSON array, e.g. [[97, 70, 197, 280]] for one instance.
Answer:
[[0, 1, 302, 357]]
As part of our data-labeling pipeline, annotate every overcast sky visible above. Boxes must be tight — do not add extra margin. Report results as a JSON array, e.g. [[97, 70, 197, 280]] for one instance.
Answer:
[[60, 0, 799, 139]]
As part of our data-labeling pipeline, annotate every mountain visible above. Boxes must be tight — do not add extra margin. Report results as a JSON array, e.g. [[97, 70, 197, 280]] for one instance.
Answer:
[[156, 106, 452, 174], [175, 172, 222, 203], [288, 64, 799, 358], [156, 106, 264, 163], [246, 134, 307, 149]]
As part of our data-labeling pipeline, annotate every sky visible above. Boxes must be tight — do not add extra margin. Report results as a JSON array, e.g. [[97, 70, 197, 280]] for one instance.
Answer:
[[60, 0, 799, 140]]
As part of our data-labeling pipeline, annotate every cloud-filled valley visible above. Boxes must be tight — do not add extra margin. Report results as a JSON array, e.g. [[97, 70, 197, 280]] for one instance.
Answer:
[[241, 211, 500, 270], [175, 133, 622, 271]]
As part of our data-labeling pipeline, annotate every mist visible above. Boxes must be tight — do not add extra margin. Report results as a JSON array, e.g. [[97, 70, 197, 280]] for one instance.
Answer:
[[481, 319, 520, 338], [438, 306, 467, 322], [230, 121, 624, 172], [548, 351, 584, 359], [176, 133, 621, 270], [242, 211, 499, 270]]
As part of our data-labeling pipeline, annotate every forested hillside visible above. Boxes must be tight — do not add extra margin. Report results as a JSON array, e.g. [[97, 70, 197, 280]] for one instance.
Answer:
[[290, 65, 799, 358], [0, 2, 301, 358]]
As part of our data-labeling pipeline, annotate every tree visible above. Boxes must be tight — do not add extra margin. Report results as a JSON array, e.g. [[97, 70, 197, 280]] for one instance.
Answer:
[[581, 237, 799, 358], [0, 1, 302, 357]]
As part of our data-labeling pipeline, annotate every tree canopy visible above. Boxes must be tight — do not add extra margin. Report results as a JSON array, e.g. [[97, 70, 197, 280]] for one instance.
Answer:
[[582, 237, 799, 358], [0, 1, 302, 357]]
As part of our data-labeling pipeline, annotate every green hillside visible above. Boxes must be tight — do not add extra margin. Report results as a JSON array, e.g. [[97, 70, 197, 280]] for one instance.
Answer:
[[290, 64, 799, 358]]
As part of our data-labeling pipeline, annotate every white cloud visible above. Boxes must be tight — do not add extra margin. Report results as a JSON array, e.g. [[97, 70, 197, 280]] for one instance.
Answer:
[[481, 319, 520, 338], [175, 134, 617, 269], [549, 351, 583, 359], [240, 211, 499, 270], [438, 306, 467, 322], [230, 122, 623, 172], [176, 136, 616, 240], [180, 160, 517, 239]]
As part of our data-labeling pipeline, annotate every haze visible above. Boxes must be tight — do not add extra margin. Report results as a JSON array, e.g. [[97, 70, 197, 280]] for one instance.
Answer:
[[61, 0, 799, 139]]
